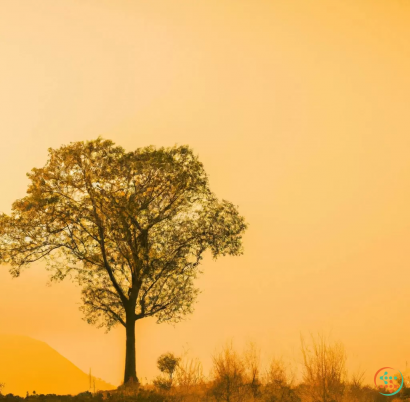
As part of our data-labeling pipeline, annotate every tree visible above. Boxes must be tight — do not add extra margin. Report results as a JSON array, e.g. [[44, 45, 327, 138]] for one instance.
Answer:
[[157, 353, 180, 381], [154, 352, 180, 391], [0, 138, 247, 386]]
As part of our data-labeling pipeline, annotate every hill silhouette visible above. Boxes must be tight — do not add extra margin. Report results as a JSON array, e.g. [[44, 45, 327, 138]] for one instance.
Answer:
[[0, 334, 116, 396]]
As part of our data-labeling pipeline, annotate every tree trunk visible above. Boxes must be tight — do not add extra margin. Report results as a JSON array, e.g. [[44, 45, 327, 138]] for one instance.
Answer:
[[124, 309, 138, 385]]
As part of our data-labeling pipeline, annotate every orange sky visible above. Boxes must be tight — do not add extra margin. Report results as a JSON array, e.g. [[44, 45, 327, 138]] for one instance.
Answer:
[[1, 0, 410, 387]]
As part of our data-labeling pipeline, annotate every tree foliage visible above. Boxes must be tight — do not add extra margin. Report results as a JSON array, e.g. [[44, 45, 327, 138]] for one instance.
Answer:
[[153, 353, 180, 391], [157, 353, 180, 380], [0, 138, 247, 331]]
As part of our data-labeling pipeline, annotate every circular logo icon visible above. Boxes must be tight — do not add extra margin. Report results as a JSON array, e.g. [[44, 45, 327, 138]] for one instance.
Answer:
[[374, 367, 403, 396]]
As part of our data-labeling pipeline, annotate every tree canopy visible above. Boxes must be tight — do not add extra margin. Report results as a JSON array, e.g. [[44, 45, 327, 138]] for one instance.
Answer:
[[0, 138, 247, 328]]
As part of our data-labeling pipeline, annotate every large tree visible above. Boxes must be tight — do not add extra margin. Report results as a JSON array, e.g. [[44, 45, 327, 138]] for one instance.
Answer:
[[0, 139, 247, 385]]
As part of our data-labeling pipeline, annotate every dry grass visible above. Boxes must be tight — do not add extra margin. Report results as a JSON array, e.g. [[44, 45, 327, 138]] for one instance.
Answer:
[[2, 337, 409, 402]]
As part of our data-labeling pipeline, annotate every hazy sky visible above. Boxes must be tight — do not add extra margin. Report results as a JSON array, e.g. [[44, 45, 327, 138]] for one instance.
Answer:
[[1, 0, 410, 387]]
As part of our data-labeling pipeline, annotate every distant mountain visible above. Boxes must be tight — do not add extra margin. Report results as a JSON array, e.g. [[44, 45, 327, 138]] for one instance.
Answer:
[[0, 334, 116, 396]]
